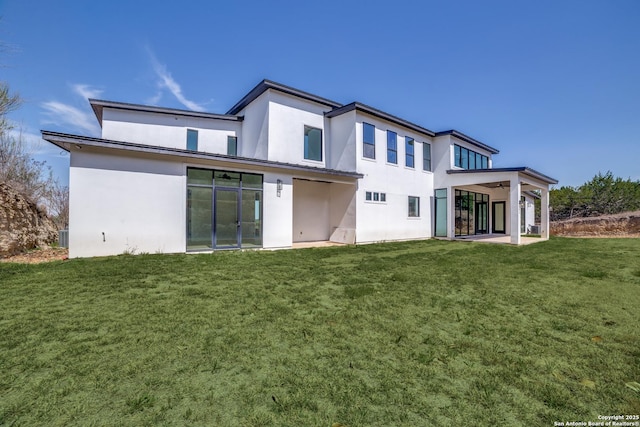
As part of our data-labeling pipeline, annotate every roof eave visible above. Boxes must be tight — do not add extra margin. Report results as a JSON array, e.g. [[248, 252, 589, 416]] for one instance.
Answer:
[[226, 79, 342, 115], [40, 130, 363, 180], [326, 102, 436, 138], [446, 167, 558, 185], [435, 130, 500, 155], [89, 99, 243, 128]]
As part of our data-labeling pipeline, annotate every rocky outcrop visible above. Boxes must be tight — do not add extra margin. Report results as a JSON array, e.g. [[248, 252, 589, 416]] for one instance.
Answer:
[[551, 211, 640, 237], [0, 183, 58, 257]]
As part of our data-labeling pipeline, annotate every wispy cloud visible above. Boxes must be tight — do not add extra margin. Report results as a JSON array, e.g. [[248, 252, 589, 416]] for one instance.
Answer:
[[146, 48, 205, 111], [71, 83, 103, 100], [41, 100, 100, 136], [13, 128, 69, 158], [145, 91, 163, 106], [40, 83, 102, 136]]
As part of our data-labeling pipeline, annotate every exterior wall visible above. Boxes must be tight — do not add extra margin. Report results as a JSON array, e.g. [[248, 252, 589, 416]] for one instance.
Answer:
[[262, 172, 293, 249], [102, 109, 241, 154], [353, 112, 433, 243], [523, 194, 536, 233], [237, 92, 269, 160], [292, 180, 331, 242], [432, 134, 452, 189], [328, 110, 357, 172], [68, 150, 186, 258], [266, 91, 331, 167]]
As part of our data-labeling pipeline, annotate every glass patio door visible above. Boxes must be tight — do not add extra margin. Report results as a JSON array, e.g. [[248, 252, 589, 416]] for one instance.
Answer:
[[492, 201, 506, 234], [475, 202, 488, 234], [214, 188, 240, 248]]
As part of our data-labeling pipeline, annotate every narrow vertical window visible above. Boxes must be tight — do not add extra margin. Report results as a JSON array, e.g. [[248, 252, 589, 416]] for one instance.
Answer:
[[461, 147, 469, 169], [405, 137, 414, 168], [455, 144, 461, 167], [408, 196, 420, 217], [481, 155, 488, 169], [423, 142, 431, 171], [365, 191, 372, 201], [227, 136, 237, 156], [187, 129, 198, 151], [387, 131, 397, 164], [363, 122, 375, 159], [304, 125, 322, 161]]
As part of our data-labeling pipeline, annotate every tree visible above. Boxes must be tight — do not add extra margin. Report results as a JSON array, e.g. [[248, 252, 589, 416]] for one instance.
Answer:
[[550, 171, 640, 220], [0, 81, 69, 228], [0, 82, 21, 128]]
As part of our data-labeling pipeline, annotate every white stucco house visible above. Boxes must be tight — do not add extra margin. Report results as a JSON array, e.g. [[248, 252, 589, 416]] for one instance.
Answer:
[[42, 79, 557, 258]]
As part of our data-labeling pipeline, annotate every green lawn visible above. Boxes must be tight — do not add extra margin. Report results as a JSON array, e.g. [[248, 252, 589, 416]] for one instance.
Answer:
[[1, 238, 639, 426]]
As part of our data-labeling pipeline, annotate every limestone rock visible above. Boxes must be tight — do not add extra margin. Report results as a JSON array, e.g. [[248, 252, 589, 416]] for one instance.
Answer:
[[0, 182, 58, 257]]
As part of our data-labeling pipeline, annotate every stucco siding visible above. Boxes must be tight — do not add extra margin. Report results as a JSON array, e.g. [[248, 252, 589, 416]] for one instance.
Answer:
[[69, 151, 185, 258], [102, 109, 241, 154]]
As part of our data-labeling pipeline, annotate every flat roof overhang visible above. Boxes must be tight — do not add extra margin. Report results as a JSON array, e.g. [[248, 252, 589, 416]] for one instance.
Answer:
[[41, 131, 363, 184], [446, 167, 558, 186]]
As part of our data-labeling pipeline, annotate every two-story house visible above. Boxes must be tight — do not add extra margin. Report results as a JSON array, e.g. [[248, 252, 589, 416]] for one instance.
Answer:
[[42, 79, 557, 258]]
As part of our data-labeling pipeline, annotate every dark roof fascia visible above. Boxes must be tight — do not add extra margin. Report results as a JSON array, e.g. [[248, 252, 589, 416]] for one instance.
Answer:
[[523, 190, 541, 199], [326, 102, 436, 138], [90, 99, 243, 127], [226, 79, 343, 115], [446, 167, 558, 184], [435, 130, 499, 155], [40, 131, 363, 180]]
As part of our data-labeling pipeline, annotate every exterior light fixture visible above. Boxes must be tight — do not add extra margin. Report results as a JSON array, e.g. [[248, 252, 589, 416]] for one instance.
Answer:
[[277, 179, 283, 197]]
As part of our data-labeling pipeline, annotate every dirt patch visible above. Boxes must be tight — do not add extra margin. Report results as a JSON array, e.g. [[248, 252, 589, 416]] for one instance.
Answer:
[[1, 247, 69, 264], [551, 211, 640, 237]]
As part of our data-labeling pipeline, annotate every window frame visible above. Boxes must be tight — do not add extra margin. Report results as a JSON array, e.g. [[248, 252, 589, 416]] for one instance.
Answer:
[[362, 122, 376, 159], [408, 196, 420, 217], [387, 131, 398, 164], [187, 129, 198, 151], [227, 135, 237, 156], [303, 125, 323, 162], [423, 142, 431, 171], [405, 137, 415, 168]]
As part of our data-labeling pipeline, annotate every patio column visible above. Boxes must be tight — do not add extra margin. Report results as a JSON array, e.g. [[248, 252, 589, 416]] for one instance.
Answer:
[[540, 187, 549, 240], [448, 186, 455, 239], [510, 177, 521, 245]]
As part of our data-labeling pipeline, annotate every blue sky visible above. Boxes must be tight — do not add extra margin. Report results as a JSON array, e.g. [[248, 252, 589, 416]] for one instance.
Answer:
[[2, 0, 639, 188]]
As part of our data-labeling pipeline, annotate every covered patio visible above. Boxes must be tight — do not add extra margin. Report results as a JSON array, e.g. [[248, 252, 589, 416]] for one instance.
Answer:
[[438, 167, 558, 245]]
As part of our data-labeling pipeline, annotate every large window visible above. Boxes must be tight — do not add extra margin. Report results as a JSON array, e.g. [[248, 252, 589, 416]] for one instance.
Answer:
[[227, 136, 237, 156], [363, 122, 375, 159], [423, 142, 431, 171], [187, 129, 198, 151], [454, 144, 488, 170], [405, 137, 414, 168], [408, 196, 420, 217], [387, 131, 397, 164], [304, 125, 322, 161]]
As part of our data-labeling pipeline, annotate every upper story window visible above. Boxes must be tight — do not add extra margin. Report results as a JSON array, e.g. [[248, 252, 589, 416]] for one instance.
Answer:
[[187, 129, 198, 151], [405, 137, 414, 168], [387, 131, 397, 164], [227, 136, 237, 156], [304, 125, 323, 161], [363, 122, 375, 159], [454, 144, 488, 170], [423, 142, 431, 171]]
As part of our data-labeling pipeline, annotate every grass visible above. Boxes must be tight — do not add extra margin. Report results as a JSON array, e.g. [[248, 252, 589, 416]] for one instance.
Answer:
[[1, 238, 639, 426]]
